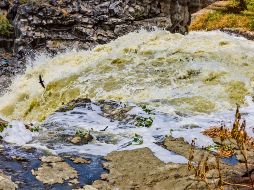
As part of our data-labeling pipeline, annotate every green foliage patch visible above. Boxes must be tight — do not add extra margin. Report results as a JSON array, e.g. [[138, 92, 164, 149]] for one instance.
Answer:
[[0, 12, 13, 36]]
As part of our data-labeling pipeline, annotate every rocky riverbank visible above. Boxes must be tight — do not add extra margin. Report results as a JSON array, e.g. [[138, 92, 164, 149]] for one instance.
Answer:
[[1, 98, 254, 189]]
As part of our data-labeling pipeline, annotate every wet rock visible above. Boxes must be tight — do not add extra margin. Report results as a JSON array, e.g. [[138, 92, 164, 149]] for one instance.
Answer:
[[98, 100, 134, 122], [69, 131, 93, 145], [70, 136, 82, 144], [40, 156, 63, 163], [32, 156, 78, 185], [11, 156, 28, 162], [69, 178, 79, 185], [0, 172, 18, 190], [70, 157, 91, 164], [92, 148, 200, 190], [57, 98, 92, 112], [75, 185, 98, 190]]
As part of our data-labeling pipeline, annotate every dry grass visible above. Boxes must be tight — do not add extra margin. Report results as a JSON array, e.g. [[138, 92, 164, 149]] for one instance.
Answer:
[[189, 105, 254, 189], [190, 0, 254, 31]]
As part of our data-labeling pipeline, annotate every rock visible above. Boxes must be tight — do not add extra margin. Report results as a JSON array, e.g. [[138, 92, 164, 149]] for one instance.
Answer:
[[70, 136, 82, 144], [70, 157, 91, 164], [69, 178, 79, 185], [92, 148, 199, 190], [3, 0, 200, 59], [40, 156, 63, 163], [70, 132, 93, 145], [74, 185, 98, 190], [0, 172, 18, 190], [11, 156, 28, 162], [32, 156, 78, 185]]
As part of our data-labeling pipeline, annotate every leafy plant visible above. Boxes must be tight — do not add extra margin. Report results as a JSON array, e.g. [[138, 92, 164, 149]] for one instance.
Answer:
[[30, 126, 40, 132], [75, 129, 90, 138], [135, 116, 153, 128], [140, 105, 154, 115]]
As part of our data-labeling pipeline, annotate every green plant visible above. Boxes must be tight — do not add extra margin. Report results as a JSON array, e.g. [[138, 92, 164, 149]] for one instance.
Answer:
[[140, 105, 154, 115], [75, 129, 90, 138], [30, 126, 40, 132], [135, 116, 153, 128], [0, 12, 13, 36]]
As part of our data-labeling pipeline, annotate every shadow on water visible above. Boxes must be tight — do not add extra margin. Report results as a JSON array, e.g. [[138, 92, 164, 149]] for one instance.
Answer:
[[0, 143, 106, 190]]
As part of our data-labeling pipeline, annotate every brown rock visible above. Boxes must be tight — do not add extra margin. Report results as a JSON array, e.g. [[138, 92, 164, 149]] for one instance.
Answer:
[[0, 172, 18, 190]]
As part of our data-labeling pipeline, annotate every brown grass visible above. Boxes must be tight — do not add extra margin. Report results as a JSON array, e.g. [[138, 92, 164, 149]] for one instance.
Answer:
[[190, 0, 254, 31], [190, 11, 252, 31]]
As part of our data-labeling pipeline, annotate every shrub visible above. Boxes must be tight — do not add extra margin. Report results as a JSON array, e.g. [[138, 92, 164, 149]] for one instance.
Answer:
[[0, 12, 13, 36]]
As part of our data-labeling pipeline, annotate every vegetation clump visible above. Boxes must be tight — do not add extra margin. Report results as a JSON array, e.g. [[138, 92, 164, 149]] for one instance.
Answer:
[[0, 12, 13, 37], [135, 116, 153, 128]]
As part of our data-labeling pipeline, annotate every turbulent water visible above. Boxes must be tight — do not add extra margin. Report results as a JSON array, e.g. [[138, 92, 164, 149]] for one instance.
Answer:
[[1, 29, 254, 163]]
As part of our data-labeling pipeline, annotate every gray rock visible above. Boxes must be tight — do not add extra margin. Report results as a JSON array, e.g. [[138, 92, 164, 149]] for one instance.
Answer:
[[3, 0, 215, 59]]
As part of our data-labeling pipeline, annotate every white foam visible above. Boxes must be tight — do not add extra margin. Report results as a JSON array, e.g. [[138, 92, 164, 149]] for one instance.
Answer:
[[0, 121, 37, 145]]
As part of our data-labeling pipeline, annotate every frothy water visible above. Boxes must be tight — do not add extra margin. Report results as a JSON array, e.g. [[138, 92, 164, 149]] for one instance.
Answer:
[[1, 29, 254, 163]]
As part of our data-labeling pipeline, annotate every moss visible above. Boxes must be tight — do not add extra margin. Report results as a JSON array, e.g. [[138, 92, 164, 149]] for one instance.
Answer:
[[0, 12, 13, 36], [226, 81, 249, 104]]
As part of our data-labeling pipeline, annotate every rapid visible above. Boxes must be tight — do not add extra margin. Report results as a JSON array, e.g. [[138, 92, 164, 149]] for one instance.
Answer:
[[1, 29, 254, 163]]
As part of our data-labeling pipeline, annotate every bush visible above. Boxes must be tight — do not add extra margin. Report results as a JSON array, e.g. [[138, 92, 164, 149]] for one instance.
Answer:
[[0, 12, 13, 36]]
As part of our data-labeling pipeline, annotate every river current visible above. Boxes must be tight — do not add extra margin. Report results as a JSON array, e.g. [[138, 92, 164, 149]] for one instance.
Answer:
[[0, 29, 254, 163]]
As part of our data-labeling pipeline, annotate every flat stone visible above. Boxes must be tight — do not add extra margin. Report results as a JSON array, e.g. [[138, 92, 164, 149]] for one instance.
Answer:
[[40, 156, 63, 163], [70, 157, 91, 164], [0, 172, 18, 190], [32, 161, 78, 185]]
